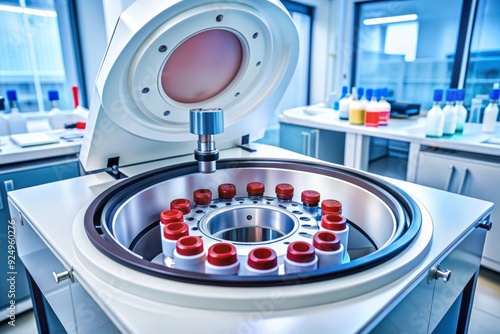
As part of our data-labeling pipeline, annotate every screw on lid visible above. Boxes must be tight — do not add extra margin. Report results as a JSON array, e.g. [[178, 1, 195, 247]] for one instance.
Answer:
[[445, 89, 456, 102], [193, 189, 212, 205], [176, 236, 204, 256], [313, 231, 341, 251], [207, 243, 238, 266], [164, 222, 189, 240], [275, 183, 294, 200], [287, 241, 316, 263], [170, 198, 192, 214], [433, 89, 444, 102], [48, 90, 59, 101], [247, 182, 265, 196], [6, 89, 17, 101], [490, 89, 500, 100], [321, 199, 342, 214], [301, 190, 320, 206], [218, 183, 236, 199], [160, 209, 184, 225], [321, 213, 347, 231], [247, 247, 278, 270]]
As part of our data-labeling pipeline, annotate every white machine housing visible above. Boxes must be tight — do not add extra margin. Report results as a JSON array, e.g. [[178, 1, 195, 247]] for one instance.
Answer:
[[80, 0, 299, 172]]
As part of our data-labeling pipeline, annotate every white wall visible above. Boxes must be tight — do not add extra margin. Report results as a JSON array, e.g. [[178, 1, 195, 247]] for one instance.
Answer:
[[76, 0, 107, 106]]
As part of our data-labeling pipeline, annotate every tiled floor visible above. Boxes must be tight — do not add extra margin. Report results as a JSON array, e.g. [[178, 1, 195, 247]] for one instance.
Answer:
[[1, 267, 499, 333], [469, 267, 500, 333]]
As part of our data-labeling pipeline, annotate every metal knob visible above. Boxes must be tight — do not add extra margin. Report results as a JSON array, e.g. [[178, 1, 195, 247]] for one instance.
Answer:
[[429, 266, 451, 283], [52, 268, 74, 283], [189, 108, 224, 174]]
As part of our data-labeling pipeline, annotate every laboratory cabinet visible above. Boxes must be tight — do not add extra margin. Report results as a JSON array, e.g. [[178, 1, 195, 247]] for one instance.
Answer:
[[0, 156, 81, 322], [416, 149, 500, 272], [10, 207, 118, 333], [279, 123, 345, 164], [372, 220, 488, 333]]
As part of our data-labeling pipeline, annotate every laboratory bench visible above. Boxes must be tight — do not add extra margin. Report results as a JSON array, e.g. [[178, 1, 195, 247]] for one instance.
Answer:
[[280, 107, 500, 273]]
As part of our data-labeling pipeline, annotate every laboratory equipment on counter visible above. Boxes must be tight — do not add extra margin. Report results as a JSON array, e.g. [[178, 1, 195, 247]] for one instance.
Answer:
[[388, 101, 420, 118], [426, 89, 445, 137], [378, 88, 391, 125], [7, 0, 492, 333], [482, 88, 499, 133], [349, 87, 364, 125], [339, 86, 352, 120], [469, 97, 483, 123], [6, 90, 27, 135], [455, 89, 467, 132], [364, 88, 379, 127], [0, 96, 9, 135], [443, 88, 458, 136]]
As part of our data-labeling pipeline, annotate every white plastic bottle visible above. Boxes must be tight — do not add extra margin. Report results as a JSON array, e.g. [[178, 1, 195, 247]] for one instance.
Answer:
[[338, 86, 352, 120], [469, 97, 483, 123], [349, 87, 364, 125], [6, 89, 27, 134], [48, 90, 68, 130], [442, 89, 458, 136], [425, 89, 445, 138], [454, 89, 468, 133], [364, 88, 379, 127], [0, 96, 10, 136], [378, 88, 391, 126], [482, 89, 499, 133]]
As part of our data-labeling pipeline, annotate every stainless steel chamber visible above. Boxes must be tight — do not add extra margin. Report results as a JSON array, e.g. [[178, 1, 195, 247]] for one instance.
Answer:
[[84, 158, 423, 287]]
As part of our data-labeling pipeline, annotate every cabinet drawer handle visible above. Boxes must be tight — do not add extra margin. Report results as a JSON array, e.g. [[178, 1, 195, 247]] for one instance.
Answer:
[[444, 165, 455, 192], [429, 266, 452, 283], [53, 267, 74, 283], [301, 131, 311, 156], [457, 167, 469, 194]]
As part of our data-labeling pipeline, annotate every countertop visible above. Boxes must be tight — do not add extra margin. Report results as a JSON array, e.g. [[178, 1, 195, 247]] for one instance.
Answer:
[[7, 144, 494, 333], [0, 129, 84, 166], [280, 107, 500, 156]]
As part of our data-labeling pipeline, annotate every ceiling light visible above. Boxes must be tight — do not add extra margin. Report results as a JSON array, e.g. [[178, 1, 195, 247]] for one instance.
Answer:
[[363, 14, 418, 26], [0, 4, 56, 17]]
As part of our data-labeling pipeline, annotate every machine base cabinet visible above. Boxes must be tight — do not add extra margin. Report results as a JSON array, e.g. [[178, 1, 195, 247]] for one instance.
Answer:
[[372, 220, 488, 333], [11, 208, 118, 333], [279, 123, 345, 164], [11, 204, 489, 333], [416, 149, 500, 272], [0, 157, 80, 322]]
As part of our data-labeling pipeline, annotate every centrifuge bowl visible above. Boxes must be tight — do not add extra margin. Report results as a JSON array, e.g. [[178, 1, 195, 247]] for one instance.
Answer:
[[83, 158, 426, 287]]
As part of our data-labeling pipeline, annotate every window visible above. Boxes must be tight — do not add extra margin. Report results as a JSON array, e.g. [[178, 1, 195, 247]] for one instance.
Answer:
[[0, 0, 81, 113], [464, 0, 500, 103], [353, 0, 464, 110], [353, 0, 500, 112]]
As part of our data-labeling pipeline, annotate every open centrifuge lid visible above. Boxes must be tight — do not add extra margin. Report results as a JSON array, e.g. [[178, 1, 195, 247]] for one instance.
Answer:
[[79, 0, 299, 172]]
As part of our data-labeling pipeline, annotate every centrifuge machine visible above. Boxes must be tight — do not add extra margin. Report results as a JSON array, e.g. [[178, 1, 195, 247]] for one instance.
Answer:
[[8, 0, 493, 333]]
